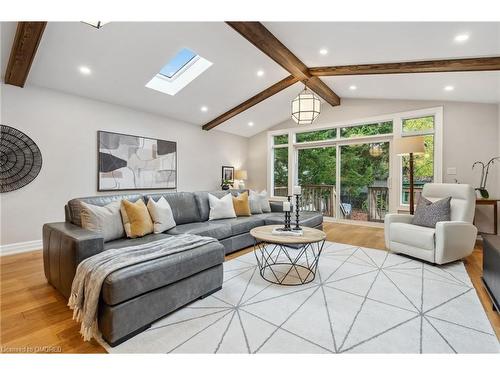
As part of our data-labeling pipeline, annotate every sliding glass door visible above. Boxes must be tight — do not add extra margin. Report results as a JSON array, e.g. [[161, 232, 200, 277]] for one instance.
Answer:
[[296, 146, 336, 217], [339, 141, 390, 222]]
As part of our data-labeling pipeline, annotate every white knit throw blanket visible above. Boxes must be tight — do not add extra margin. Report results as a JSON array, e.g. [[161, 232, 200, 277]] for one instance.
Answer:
[[68, 233, 218, 341]]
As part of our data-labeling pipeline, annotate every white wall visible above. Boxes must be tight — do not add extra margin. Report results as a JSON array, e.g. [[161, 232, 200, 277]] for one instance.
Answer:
[[0, 84, 248, 246], [247, 98, 500, 232]]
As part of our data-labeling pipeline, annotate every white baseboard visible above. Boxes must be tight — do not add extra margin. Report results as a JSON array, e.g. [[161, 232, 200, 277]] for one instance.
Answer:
[[0, 240, 42, 256]]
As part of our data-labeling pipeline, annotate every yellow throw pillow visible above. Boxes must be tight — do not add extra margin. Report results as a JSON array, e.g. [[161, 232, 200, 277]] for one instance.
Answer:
[[232, 192, 251, 217], [120, 199, 153, 238]]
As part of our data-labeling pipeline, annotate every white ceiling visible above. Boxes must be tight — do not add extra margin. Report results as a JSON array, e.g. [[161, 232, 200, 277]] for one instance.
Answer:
[[1, 22, 499, 138]]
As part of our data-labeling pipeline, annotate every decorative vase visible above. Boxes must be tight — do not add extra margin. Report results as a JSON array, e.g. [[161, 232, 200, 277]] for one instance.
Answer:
[[476, 188, 489, 199], [221, 185, 230, 191]]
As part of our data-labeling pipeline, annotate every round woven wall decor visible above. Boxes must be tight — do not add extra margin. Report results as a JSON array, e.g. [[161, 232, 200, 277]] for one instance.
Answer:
[[0, 125, 42, 193]]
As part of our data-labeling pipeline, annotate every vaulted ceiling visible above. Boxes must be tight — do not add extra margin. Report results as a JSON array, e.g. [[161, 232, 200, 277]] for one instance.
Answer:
[[2, 21, 500, 137]]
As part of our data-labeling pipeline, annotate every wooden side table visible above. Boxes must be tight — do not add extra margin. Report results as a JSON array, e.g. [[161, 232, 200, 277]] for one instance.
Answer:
[[475, 199, 499, 235]]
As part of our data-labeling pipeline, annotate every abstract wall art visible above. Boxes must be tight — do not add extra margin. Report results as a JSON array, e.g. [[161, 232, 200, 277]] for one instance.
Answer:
[[98, 131, 177, 191], [0, 124, 43, 193]]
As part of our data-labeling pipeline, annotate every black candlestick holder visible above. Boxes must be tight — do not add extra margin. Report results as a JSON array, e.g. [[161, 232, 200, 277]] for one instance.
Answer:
[[294, 194, 301, 230], [283, 195, 292, 230]]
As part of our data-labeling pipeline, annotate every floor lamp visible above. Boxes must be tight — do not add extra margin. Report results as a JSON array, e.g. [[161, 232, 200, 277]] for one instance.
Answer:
[[394, 136, 425, 214]]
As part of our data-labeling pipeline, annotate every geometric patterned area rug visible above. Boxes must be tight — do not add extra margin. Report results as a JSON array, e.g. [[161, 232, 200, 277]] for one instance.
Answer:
[[102, 242, 500, 353]]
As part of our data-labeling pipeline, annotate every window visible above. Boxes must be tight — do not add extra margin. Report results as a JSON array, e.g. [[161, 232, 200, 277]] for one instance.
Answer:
[[273, 134, 289, 145], [296, 129, 336, 143], [146, 48, 212, 96], [273, 148, 288, 196], [341, 121, 393, 138], [400, 116, 435, 205], [159, 48, 197, 78]]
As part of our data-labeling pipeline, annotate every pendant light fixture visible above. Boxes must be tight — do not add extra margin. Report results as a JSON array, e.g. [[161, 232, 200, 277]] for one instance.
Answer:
[[291, 86, 321, 125]]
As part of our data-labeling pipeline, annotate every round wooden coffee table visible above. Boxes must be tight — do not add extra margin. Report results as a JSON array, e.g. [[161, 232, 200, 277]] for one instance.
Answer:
[[250, 225, 326, 286]]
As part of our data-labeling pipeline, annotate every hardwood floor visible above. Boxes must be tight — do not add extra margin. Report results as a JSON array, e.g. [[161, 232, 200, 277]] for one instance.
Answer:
[[1, 222, 498, 353]]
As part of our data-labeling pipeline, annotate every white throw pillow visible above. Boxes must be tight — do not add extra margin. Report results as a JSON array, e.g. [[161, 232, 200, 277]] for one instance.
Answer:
[[208, 193, 237, 220], [250, 190, 271, 213], [147, 196, 176, 233], [80, 200, 124, 242]]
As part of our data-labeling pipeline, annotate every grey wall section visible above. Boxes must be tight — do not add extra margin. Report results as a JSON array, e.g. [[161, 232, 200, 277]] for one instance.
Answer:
[[0, 84, 248, 246], [247, 98, 499, 233]]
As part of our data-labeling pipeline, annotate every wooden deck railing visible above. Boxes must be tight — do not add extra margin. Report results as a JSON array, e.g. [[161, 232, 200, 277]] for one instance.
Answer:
[[274, 185, 336, 217]]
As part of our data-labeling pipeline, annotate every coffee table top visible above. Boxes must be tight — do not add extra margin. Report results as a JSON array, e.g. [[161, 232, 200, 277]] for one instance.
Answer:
[[250, 225, 326, 244]]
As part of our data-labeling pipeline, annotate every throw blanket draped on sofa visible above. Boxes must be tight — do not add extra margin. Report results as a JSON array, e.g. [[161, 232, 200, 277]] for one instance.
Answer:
[[68, 233, 217, 341]]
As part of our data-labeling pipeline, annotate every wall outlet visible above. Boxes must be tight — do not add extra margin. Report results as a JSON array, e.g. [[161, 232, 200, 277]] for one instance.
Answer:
[[447, 167, 457, 175]]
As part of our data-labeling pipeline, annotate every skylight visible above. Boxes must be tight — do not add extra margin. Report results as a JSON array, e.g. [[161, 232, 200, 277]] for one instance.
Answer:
[[146, 48, 212, 96]]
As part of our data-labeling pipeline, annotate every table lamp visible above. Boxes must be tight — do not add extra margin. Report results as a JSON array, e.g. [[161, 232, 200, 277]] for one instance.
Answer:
[[394, 136, 425, 214], [235, 170, 247, 189]]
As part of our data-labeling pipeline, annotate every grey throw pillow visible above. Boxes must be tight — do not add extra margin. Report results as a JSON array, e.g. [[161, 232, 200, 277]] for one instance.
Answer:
[[80, 200, 125, 241], [248, 192, 263, 214], [412, 196, 451, 228]]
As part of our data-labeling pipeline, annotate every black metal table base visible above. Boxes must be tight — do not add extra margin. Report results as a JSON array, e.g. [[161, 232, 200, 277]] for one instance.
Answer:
[[253, 240, 325, 286]]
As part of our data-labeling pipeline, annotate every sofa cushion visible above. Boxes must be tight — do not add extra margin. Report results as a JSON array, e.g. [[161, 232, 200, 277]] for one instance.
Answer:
[[68, 194, 143, 227], [80, 200, 125, 242], [193, 191, 232, 222], [264, 211, 323, 228], [101, 240, 225, 305], [390, 222, 435, 251], [412, 196, 451, 228], [144, 192, 201, 225], [121, 199, 154, 238], [147, 196, 176, 233], [208, 193, 237, 220], [215, 216, 266, 236], [166, 222, 232, 240]]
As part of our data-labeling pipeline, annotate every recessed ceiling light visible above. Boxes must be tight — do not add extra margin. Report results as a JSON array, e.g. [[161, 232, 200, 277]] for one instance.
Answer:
[[444, 85, 455, 91], [349, 85, 357, 90], [200, 106, 208, 112], [256, 70, 264, 77], [248, 122, 254, 127], [78, 66, 91, 75], [319, 48, 328, 55], [454, 34, 469, 43]]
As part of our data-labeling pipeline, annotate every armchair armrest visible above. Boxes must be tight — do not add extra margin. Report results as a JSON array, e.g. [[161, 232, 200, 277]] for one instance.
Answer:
[[42, 222, 104, 299], [434, 221, 477, 264], [384, 213, 414, 249]]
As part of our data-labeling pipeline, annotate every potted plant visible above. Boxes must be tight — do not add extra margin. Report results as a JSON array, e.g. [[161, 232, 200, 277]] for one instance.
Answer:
[[472, 157, 500, 198], [221, 179, 233, 190]]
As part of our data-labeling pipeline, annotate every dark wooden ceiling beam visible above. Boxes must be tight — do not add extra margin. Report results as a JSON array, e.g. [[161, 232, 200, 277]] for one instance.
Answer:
[[226, 21, 340, 107], [5, 22, 47, 87], [202, 75, 299, 131], [309, 57, 500, 76]]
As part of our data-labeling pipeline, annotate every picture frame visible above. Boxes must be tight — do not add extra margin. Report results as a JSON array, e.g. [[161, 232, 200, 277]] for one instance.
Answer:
[[221, 165, 234, 184], [97, 130, 177, 191]]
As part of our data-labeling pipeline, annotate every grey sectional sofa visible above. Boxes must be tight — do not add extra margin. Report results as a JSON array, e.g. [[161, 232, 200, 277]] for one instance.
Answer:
[[42, 190, 323, 346]]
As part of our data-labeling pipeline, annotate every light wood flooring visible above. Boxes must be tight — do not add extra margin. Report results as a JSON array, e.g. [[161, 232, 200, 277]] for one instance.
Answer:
[[1, 222, 498, 353]]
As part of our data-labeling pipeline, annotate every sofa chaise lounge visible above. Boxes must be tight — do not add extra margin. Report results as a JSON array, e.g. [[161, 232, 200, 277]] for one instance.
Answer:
[[43, 190, 323, 346]]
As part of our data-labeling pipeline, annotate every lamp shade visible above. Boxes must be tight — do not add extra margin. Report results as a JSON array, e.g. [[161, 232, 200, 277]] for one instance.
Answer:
[[291, 87, 321, 125], [235, 170, 247, 180], [393, 136, 425, 155]]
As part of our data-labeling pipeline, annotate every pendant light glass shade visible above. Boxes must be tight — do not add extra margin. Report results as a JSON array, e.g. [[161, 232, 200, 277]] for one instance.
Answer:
[[369, 143, 384, 157], [291, 87, 321, 125]]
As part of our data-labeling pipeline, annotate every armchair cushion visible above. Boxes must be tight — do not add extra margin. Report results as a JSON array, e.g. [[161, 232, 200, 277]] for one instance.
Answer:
[[412, 196, 451, 228], [390, 223, 436, 251]]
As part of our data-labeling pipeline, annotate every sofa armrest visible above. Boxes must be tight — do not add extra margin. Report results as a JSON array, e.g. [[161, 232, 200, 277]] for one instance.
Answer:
[[384, 213, 414, 249], [42, 222, 104, 299], [434, 221, 477, 264]]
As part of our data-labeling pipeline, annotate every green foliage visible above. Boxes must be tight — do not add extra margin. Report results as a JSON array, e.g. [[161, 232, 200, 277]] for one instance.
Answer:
[[341, 121, 393, 138], [296, 129, 336, 143], [273, 134, 288, 145], [402, 116, 434, 132], [298, 147, 336, 185], [273, 148, 288, 192]]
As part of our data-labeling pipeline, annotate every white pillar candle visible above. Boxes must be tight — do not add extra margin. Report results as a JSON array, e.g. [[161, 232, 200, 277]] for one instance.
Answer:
[[283, 201, 291, 211], [293, 185, 302, 195]]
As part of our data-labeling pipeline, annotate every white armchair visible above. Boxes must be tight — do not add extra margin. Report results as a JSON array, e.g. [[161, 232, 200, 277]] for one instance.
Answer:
[[384, 183, 477, 264]]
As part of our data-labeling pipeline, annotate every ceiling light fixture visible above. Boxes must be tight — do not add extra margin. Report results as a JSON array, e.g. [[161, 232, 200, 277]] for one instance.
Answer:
[[349, 85, 357, 90], [454, 34, 470, 43], [444, 85, 455, 91], [291, 86, 321, 125], [256, 70, 264, 77], [78, 66, 92, 75], [200, 106, 208, 112], [248, 122, 254, 127], [319, 48, 328, 55]]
